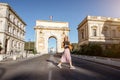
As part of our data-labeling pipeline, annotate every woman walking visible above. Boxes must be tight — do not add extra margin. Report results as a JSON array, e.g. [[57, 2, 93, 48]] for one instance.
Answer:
[[57, 36, 75, 69]]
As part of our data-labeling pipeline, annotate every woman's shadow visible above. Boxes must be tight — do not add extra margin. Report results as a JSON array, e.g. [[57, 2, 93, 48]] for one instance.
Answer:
[[46, 59, 58, 67], [0, 67, 6, 79]]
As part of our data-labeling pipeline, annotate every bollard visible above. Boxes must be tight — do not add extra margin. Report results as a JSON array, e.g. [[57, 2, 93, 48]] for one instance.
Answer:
[[22, 52, 27, 58], [0, 55, 3, 61], [13, 55, 17, 60]]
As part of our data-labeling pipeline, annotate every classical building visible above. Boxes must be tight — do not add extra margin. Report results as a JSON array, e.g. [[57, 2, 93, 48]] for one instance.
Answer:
[[77, 15, 120, 48], [34, 20, 70, 54], [0, 3, 26, 54]]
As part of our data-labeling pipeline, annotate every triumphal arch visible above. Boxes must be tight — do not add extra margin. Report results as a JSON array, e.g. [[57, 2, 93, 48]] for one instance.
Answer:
[[34, 20, 70, 54]]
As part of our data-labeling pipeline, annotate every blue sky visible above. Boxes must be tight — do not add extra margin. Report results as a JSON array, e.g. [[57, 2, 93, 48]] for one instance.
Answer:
[[1, 0, 120, 48]]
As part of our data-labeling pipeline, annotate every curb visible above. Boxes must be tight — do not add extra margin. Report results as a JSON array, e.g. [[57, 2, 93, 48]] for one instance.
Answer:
[[72, 55, 120, 68]]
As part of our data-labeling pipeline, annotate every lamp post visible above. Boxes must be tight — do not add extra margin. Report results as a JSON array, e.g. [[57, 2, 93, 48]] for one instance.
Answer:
[[28, 39, 31, 53], [0, 41, 2, 54]]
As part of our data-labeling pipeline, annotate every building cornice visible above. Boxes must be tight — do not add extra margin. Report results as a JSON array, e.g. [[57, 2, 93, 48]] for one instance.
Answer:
[[77, 15, 120, 30], [77, 16, 88, 30], [0, 31, 25, 42], [0, 3, 26, 25]]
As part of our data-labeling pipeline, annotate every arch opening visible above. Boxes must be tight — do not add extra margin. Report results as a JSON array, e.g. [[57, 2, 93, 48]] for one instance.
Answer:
[[48, 36, 57, 54]]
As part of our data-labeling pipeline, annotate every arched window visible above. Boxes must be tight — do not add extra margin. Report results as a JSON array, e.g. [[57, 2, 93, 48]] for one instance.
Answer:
[[12, 40, 14, 48], [13, 28, 15, 35], [112, 30, 116, 37], [92, 29, 97, 36], [17, 30, 19, 37], [81, 29, 84, 39], [91, 26, 97, 36], [8, 14, 10, 20], [7, 25, 10, 32], [103, 26, 108, 37], [13, 17, 16, 24], [81, 31, 84, 39], [117, 27, 120, 32]]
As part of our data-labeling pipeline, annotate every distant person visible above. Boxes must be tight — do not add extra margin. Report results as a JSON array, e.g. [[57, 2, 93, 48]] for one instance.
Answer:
[[10, 50, 13, 55], [57, 36, 75, 69], [0, 45, 3, 54]]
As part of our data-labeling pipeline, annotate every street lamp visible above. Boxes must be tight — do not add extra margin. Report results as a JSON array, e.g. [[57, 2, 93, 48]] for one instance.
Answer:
[[0, 41, 2, 54], [0, 41, 1, 45], [28, 39, 31, 52]]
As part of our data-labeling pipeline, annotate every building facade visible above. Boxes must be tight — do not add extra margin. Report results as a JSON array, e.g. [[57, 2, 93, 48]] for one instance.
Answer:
[[0, 3, 26, 54], [77, 16, 120, 48], [34, 20, 69, 54]]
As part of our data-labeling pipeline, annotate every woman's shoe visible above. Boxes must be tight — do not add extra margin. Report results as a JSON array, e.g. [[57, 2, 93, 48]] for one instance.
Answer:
[[70, 66, 75, 69], [57, 64, 62, 68]]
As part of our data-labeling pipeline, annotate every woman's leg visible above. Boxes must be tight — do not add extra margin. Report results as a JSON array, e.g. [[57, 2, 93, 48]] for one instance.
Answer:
[[69, 60, 75, 69], [57, 62, 62, 68], [69, 61, 73, 67]]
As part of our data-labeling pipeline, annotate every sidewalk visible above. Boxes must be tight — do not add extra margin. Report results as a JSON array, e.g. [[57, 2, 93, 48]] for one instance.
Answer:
[[0, 53, 43, 63], [72, 54, 120, 68]]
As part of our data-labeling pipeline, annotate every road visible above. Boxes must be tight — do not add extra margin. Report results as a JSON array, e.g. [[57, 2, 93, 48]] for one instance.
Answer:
[[0, 54, 120, 80]]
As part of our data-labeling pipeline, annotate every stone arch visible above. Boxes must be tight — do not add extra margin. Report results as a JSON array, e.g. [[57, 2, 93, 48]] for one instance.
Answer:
[[48, 36, 57, 53], [34, 20, 70, 54]]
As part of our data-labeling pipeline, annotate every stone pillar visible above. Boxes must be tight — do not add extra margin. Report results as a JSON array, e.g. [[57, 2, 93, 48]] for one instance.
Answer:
[[7, 38, 11, 53], [57, 37, 64, 53], [35, 29, 39, 53], [44, 37, 48, 54]]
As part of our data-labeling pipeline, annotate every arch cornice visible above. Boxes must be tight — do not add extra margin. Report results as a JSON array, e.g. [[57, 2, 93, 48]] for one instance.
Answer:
[[34, 26, 70, 31]]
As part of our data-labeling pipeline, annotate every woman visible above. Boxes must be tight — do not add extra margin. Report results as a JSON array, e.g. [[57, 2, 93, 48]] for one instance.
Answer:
[[57, 36, 75, 69]]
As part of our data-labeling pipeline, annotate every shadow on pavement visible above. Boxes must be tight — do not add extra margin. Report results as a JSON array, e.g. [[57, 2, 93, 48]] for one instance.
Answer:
[[0, 68, 6, 79], [46, 59, 58, 67], [2, 71, 48, 80], [0, 67, 6, 79], [53, 53, 62, 58]]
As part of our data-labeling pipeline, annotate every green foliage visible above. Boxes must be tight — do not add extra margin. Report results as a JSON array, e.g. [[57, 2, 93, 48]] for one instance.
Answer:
[[71, 49, 79, 55], [33, 48, 37, 54], [71, 43, 80, 55], [71, 43, 79, 51], [24, 41, 37, 54], [103, 45, 120, 58], [79, 43, 103, 56], [76, 43, 120, 58], [24, 42, 34, 50]]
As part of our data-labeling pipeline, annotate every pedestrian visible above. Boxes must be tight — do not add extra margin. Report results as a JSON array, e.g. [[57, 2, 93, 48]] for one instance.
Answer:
[[0, 44, 3, 54], [57, 36, 75, 69]]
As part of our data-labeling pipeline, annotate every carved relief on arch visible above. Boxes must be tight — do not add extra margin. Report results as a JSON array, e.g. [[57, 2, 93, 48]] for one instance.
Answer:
[[117, 26, 120, 32], [38, 37, 44, 49], [39, 30, 45, 36], [61, 31, 66, 39], [0, 20, 2, 23], [103, 26, 108, 31], [91, 26, 97, 29], [38, 37, 44, 43], [80, 29, 84, 32], [39, 30, 42, 34]]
